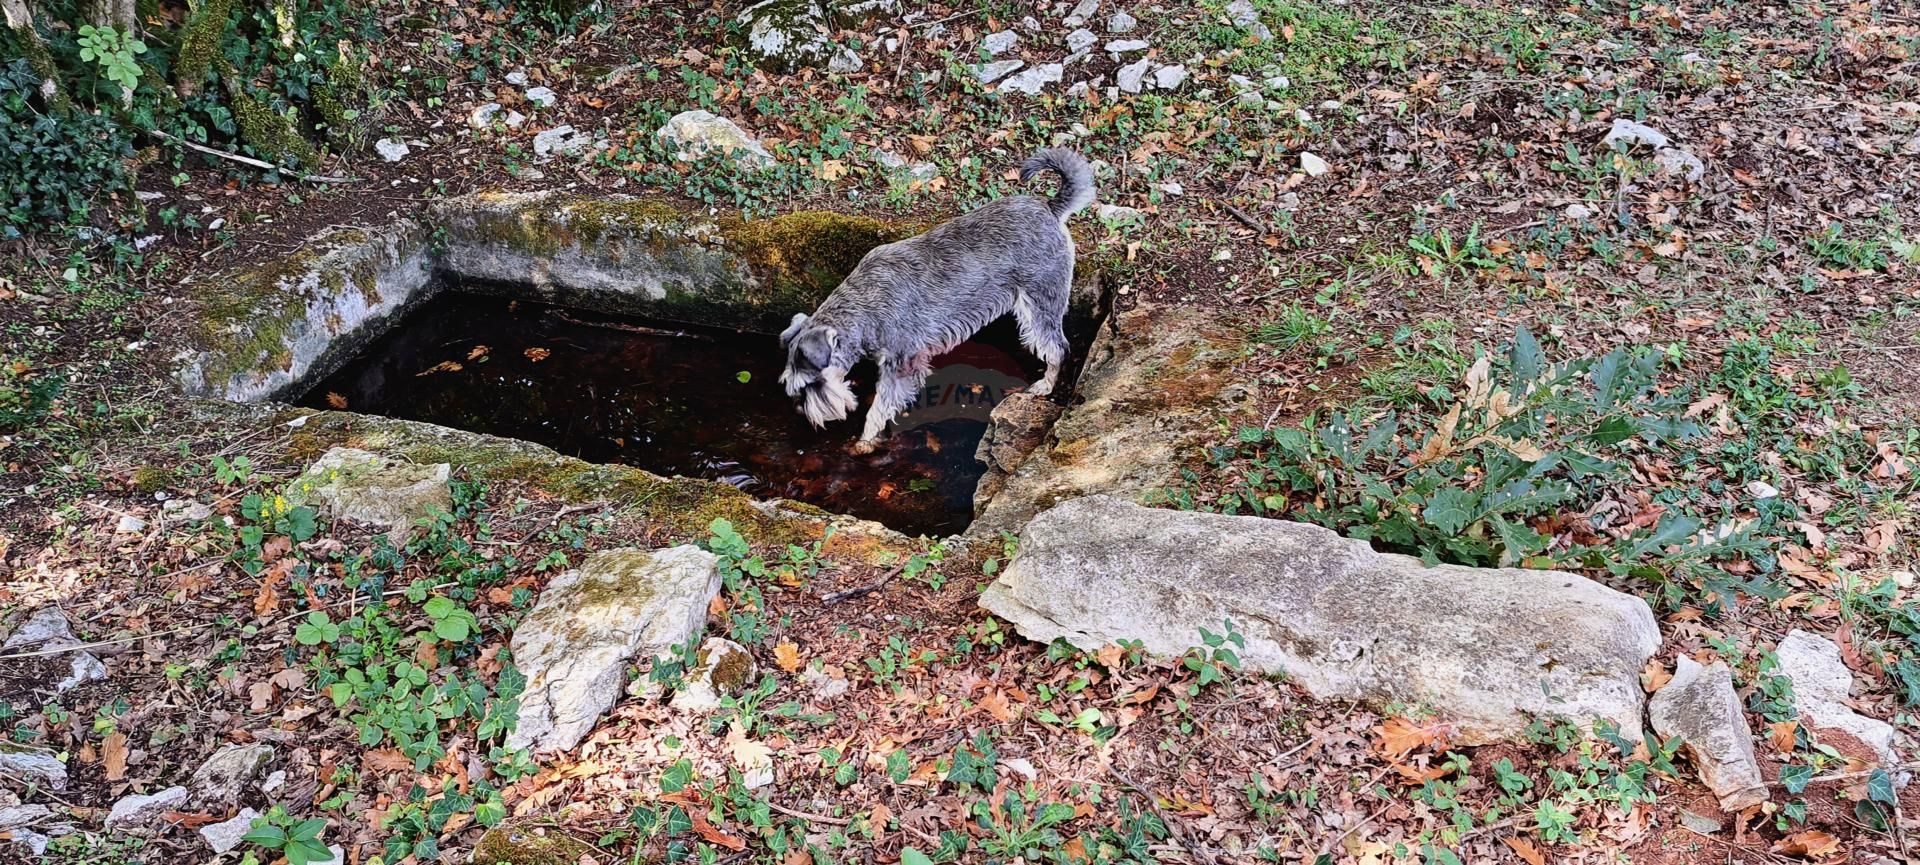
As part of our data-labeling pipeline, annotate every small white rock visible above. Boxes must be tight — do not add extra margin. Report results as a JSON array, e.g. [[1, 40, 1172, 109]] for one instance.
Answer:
[[116, 514, 147, 533], [1299, 151, 1331, 176], [524, 86, 558, 108], [1064, 0, 1099, 27], [1151, 64, 1188, 90], [504, 71, 528, 86], [974, 59, 1025, 84], [1106, 39, 1149, 55], [105, 786, 188, 830], [1565, 203, 1594, 219], [1067, 28, 1098, 53], [827, 48, 863, 73], [1295, 108, 1313, 124], [200, 808, 260, 854], [982, 31, 1019, 55], [1116, 57, 1151, 93], [999, 63, 1063, 95], [1747, 480, 1780, 500], [1602, 118, 1671, 150], [1108, 10, 1137, 32], [1156, 181, 1184, 196], [468, 102, 502, 129], [374, 138, 410, 163]]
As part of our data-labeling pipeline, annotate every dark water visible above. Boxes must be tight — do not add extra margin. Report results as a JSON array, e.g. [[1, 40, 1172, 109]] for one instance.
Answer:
[[298, 292, 1049, 536]]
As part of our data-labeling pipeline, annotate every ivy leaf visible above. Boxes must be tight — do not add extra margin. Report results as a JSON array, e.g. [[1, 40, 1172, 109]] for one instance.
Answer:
[[901, 851, 935, 865], [1780, 763, 1813, 794], [1423, 487, 1476, 535], [1868, 768, 1896, 804]]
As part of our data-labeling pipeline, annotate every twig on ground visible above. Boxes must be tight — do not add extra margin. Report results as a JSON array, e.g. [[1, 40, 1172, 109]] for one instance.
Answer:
[[1224, 204, 1266, 235], [550, 310, 715, 341], [149, 129, 349, 183], [822, 563, 908, 605]]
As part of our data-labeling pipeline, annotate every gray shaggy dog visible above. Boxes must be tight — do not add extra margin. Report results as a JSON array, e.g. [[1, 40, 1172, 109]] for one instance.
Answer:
[[780, 148, 1093, 454]]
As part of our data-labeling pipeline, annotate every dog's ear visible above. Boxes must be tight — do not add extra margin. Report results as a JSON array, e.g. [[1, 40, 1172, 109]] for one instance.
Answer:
[[779, 313, 810, 348], [796, 326, 836, 370]]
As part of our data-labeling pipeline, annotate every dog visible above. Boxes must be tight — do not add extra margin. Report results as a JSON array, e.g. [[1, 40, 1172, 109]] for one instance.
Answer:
[[779, 148, 1093, 454]]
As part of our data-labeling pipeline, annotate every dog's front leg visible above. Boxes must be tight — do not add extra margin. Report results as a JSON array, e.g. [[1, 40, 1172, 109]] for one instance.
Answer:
[[852, 362, 915, 454]]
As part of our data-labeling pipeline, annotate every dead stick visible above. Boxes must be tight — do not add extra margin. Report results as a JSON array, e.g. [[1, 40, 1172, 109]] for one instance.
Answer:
[[1224, 204, 1266, 234], [821, 563, 908, 605], [149, 129, 349, 183]]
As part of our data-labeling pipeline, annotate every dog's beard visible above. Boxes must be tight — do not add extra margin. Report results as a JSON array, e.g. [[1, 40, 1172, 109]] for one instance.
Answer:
[[794, 369, 857, 428]]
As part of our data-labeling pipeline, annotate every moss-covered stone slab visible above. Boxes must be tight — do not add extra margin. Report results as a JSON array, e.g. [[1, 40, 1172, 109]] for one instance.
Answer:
[[668, 637, 758, 713], [434, 191, 915, 331], [177, 193, 919, 403], [288, 446, 453, 541], [507, 546, 721, 754], [178, 221, 435, 402]]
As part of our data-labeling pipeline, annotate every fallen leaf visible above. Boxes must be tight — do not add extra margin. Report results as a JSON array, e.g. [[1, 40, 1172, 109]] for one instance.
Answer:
[[363, 748, 414, 774], [467, 344, 491, 361], [1642, 657, 1673, 693], [1505, 836, 1546, 865], [979, 689, 1018, 722], [325, 391, 348, 409], [1374, 716, 1450, 761], [523, 347, 551, 362], [102, 730, 129, 781], [1768, 720, 1799, 753], [1774, 829, 1842, 856], [415, 360, 463, 376], [249, 680, 276, 711], [773, 641, 803, 673]]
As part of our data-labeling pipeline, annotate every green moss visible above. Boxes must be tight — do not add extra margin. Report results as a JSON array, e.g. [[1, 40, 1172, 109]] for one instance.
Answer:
[[174, 0, 236, 98], [230, 86, 321, 168], [706, 643, 754, 692], [471, 826, 594, 865], [714, 209, 918, 310], [131, 465, 174, 492], [7, 20, 69, 113]]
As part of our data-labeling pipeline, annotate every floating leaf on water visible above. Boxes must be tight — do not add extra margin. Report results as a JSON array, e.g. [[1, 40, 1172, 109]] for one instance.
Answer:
[[736, 370, 751, 383], [415, 360, 463, 377], [325, 392, 348, 409], [524, 347, 551, 362], [467, 344, 491, 361]]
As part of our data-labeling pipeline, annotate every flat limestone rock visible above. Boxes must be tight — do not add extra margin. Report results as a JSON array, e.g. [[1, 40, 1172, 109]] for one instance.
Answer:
[[1774, 629, 1901, 770], [980, 496, 1661, 742], [105, 785, 188, 831], [2, 606, 106, 694], [1649, 656, 1768, 811], [189, 743, 276, 808], [291, 447, 452, 540], [507, 546, 723, 753], [0, 743, 67, 790]]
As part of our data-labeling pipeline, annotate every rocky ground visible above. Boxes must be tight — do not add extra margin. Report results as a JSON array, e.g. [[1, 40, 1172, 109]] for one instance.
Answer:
[[3, 1, 1919, 864]]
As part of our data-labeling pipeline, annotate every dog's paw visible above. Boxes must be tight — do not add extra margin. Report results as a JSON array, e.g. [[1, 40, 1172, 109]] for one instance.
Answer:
[[1026, 381, 1055, 397], [849, 439, 879, 456]]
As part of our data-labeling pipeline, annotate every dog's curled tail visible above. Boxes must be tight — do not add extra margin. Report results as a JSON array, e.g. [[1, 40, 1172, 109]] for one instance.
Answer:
[[1021, 148, 1095, 222]]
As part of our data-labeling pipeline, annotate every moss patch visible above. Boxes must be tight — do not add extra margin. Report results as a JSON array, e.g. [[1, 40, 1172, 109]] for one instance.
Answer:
[[174, 0, 236, 97], [229, 85, 321, 168], [131, 465, 175, 493], [471, 826, 594, 865]]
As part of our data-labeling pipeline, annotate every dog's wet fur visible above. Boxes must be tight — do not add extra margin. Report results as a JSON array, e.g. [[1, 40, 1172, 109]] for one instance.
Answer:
[[779, 148, 1094, 453]]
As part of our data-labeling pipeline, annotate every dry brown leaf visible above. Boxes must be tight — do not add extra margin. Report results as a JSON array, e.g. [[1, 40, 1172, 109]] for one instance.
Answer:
[[249, 680, 276, 711], [1642, 657, 1673, 693], [467, 344, 490, 361], [523, 347, 551, 362], [1768, 720, 1799, 753], [1413, 404, 1463, 466], [415, 360, 463, 376], [1774, 829, 1843, 856], [1505, 836, 1546, 865], [979, 689, 1018, 722], [363, 748, 414, 774], [1374, 716, 1451, 761], [102, 730, 129, 781], [773, 641, 803, 673], [325, 391, 348, 409]]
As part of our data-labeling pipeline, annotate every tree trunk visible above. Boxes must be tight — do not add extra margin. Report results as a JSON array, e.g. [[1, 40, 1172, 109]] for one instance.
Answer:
[[85, 0, 135, 32], [2, 0, 67, 111]]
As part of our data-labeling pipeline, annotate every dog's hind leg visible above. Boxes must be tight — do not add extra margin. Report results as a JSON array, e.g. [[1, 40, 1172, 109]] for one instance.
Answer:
[[1013, 271, 1072, 397], [852, 355, 931, 454]]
